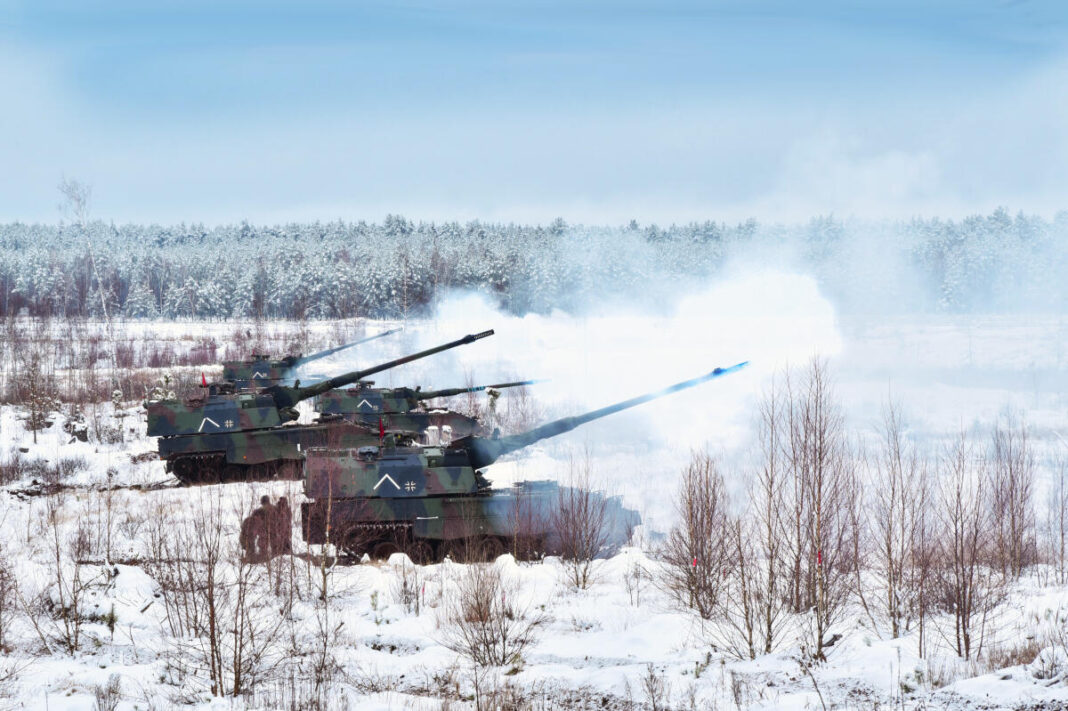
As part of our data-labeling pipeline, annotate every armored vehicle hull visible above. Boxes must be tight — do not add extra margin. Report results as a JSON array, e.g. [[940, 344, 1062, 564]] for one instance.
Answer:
[[164, 420, 381, 484], [302, 479, 639, 563], [300, 362, 748, 563], [148, 330, 493, 484]]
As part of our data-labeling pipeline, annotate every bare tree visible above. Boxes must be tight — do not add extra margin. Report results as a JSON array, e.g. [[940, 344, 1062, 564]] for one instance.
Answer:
[[936, 431, 1002, 661], [751, 377, 790, 654], [18, 343, 59, 445], [784, 358, 856, 661], [868, 401, 930, 641], [713, 516, 763, 660], [990, 416, 1036, 578], [1045, 457, 1068, 585], [661, 451, 731, 620], [552, 457, 610, 590]]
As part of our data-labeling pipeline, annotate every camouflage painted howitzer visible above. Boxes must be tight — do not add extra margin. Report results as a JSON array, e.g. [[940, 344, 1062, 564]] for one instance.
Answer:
[[222, 327, 402, 388], [145, 330, 494, 484], [314, 379, 540, 438], [301, 361, 749, 563]]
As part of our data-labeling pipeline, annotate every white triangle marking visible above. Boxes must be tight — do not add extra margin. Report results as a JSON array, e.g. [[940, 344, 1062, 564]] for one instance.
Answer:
[[374, 474, 400, 490]]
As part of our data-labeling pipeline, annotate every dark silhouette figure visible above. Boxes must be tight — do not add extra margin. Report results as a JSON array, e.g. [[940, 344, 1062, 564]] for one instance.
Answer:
[[240, 495, 276, 562], [258, 495, 276, 559], [275, 497, 293, 554]]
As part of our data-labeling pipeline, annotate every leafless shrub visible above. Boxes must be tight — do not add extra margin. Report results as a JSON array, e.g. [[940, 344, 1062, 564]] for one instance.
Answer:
[[392, 560, 423, 615], [509, 485, 547, 561], [253, 670, 351, 711], [622, 556, 648, 607], [641, 663, 670, 711], [0, 448, 28, 485], [0, 549, 15, 652], [150, 492, 288, 696], [438, 563, 545, 667], [661, 451, 730, 620], [984, 636, 1044, 672], [48, 494, 93, 653], [93, 673, 122, 711], [552, 458, 611, 590]]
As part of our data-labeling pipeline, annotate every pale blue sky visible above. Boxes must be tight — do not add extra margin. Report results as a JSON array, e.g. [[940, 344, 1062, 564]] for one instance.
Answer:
[[2, 1, 1067, 223]]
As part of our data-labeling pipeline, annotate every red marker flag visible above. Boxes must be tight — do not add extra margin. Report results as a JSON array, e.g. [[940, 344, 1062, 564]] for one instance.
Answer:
[[817, 550, 823, 566], [201, 372, 207, 387], [379, 417, 385, 439], [692, 557, 697, 568]]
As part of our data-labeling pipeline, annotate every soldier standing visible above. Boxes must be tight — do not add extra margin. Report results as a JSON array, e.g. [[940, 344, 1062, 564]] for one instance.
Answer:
[[258, 495, 276, 558]]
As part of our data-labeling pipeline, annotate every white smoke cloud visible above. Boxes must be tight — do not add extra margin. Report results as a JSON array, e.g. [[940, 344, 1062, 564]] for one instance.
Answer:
[[304, 267, 841, 523]]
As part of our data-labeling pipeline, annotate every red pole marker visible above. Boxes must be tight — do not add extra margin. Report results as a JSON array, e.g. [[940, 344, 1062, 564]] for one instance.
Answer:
[[378, 417, 385, 439], [817, 550, 822, 566], [201, 372, 207, 387], [692, 557, 697, 568]]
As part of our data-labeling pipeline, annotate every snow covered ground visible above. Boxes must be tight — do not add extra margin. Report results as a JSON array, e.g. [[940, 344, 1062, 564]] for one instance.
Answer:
[[1, 299, 1067, 710]]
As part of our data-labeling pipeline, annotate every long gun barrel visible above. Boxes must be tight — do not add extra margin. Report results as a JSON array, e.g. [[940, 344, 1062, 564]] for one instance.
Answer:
[[466, 362, 748, 469], [291, 327, 403, 367], [413, 379, 541, 400], [268, 330, 495, 409]]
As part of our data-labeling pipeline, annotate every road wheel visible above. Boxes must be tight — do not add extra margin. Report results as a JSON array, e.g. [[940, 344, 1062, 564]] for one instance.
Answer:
[[477, 536, 505, 563], [406, 539, 436, 565], [371, 540, 401, 561], [441, 539, 469, 563]]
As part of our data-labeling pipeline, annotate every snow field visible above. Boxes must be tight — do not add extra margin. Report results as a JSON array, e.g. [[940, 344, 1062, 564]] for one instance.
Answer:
[[0, 302, 1066, 709]]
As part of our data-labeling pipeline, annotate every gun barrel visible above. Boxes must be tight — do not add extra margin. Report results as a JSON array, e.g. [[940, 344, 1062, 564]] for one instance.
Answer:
[[414, 379, 541, 400], [293, 327, 403, 367], [466, 362, 748, 469], [270, 330, 495, 408]]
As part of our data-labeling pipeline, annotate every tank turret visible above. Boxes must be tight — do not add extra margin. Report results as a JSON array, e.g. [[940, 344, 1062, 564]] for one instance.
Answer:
[[146, 330, 494, 437], [221, 327, 402, 386], [315, 379, 539, 420]]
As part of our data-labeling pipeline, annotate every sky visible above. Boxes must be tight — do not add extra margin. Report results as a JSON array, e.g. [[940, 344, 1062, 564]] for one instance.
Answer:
[[1, 0, 1068, 225]]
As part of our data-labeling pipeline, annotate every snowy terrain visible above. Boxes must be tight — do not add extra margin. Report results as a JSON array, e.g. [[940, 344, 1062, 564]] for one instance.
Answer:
[[0, 291, 1067, 710]]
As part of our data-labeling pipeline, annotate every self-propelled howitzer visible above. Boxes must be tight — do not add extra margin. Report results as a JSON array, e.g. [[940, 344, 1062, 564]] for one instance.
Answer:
[[301, 361, 748, 563], [145, 330, 494, 484], [222, 327, 402, 387], [314, 379, 540, 438]]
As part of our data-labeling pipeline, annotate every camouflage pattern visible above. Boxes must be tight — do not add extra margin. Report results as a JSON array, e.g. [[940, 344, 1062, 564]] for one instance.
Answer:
[[314, 380, 539, 437], [145, 330, 494, 483], [221, 327, 402, 387], [301, 362, 749, 561], [161, 420, 382, 482]]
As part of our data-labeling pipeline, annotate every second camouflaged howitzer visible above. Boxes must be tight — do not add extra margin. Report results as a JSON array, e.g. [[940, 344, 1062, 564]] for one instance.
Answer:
[[222, 327, 402, 387], [301, 362, 748, 563], [145, 330, 494, 484], [314, 379, 540, 438]]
